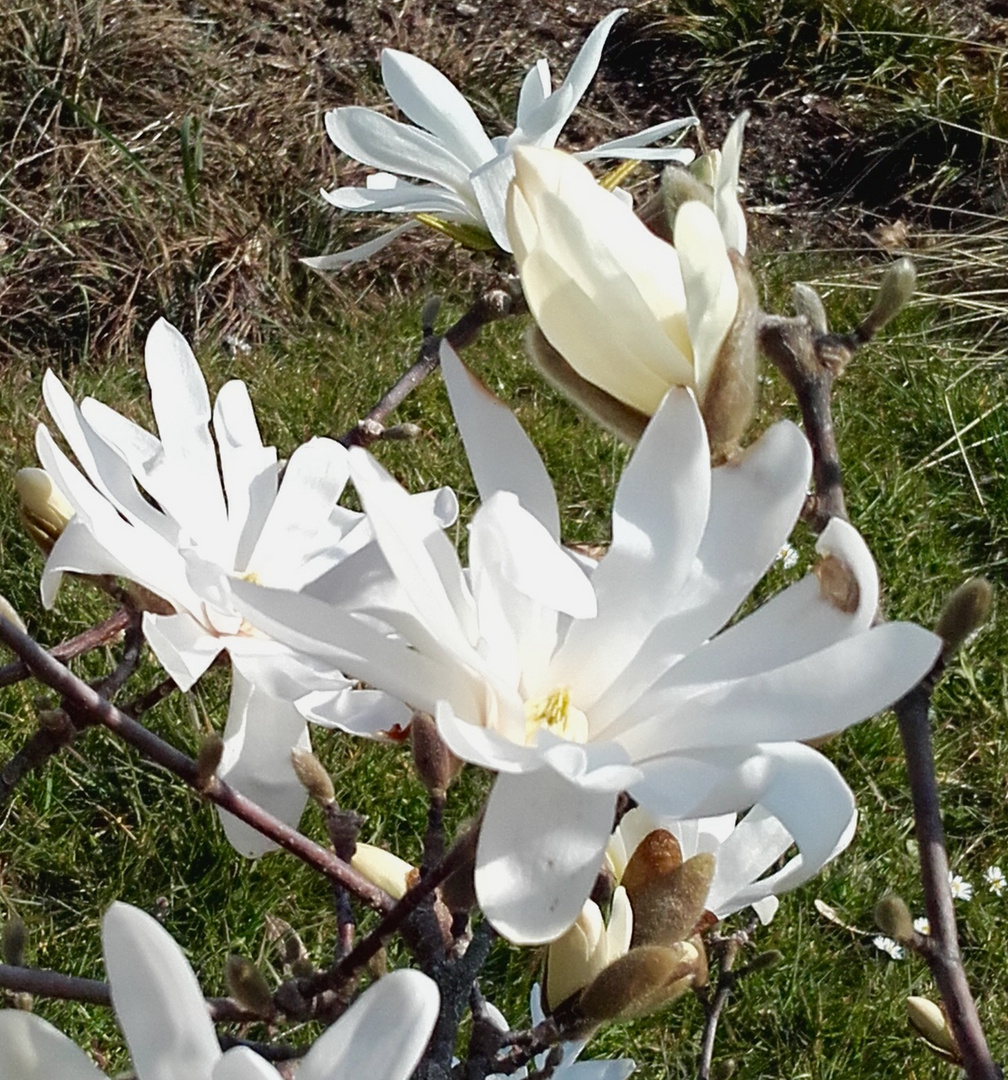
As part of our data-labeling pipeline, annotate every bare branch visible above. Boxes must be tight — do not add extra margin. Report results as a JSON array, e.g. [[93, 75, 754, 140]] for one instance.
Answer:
[[0, 607, 131, 688]]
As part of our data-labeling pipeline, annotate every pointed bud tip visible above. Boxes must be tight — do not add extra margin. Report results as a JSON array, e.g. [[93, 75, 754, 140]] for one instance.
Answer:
[[935, 577, 992, 659], [290, 747, 335, 805], [194, 733, 224, 791], [907, 995, 958, 1055]]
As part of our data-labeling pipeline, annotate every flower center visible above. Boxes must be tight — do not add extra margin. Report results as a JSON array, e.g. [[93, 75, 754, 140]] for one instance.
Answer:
[[523, 686, 589, 744]]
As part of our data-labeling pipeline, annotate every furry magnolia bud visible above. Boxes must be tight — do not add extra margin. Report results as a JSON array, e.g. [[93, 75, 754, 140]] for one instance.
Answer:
[[792, 283, 829, 334], [907, 995, 958, 1057], [579, 941, 702, 1022], [875, 894, 915, 943], [860, 257, 916, 338], [15, 468, 73, 554], [290, 747, 335, 805], [194, 734, 224, 791], [225, 955, 275, 1019], [935, 578, 992, 661], [627, 850, 716, 950], [411, 712, 460, 796], [2, 916, 27, 966], [0, 594, 26, 635]]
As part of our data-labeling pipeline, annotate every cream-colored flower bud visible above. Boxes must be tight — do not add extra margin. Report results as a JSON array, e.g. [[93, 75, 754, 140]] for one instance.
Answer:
[[351, 842, 416, 900], [935, 577, 992, 661], [224, 954, 275, 1019], [0, 594, 26, 634], [792, 282, 829, 334], [15, 468, 73, 553], [907, 995, 958, 1057]]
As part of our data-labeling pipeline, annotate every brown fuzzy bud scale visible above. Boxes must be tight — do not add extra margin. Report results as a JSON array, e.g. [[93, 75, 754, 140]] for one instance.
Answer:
[[194, 734, 224, 791], [814, 554, 860, 614], [291, 747, 335, 805], [935, 577, 992, 660], [225, 955, 275, 1018], [621, 830, 683, 898], [874, 894, 915, 943], [2, 916, 27, 966], [629, 852, 716, 950], [579, 941, 701, 1022], [411, 712, 460, 796]]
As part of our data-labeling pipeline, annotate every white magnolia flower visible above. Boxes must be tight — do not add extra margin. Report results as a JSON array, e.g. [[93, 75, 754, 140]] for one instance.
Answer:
[[606, 805, 831, 926], [984, 865, 1005, 896], [913, 916, 930, 935], [948, 872, 974, 902], [236, 343, 941, 944], [32, 318, 449, 855], [0, 902, 439, 1080], [506, 145, 739, 419], [872, 935, 905, 961], [309, 8, 696, 267]]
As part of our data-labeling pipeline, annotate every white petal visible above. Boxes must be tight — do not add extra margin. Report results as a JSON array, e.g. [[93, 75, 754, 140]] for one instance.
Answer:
[[573, 117, 698, 156], [142, 612, 221, 691], [516, 58, 552, 127], [302, 222, 420, 270], [213, 1047, 280, 1080], [322, 179, 472, 217], [587, 419, 811, 728], [102, 902, 220, 1080], [704, 806, 793, 918], [475, 768, 617, 944], [296, 687, 413, 738], [674, 201, 738, 393], [144, 319, 229, 554], [325, 108, 472, 194], [468, 152, 516, 250], [247, 438, 350, 589], [440, 343, 560, 538], [380, 49, 495, 170], [296, 969, 439, 1080], [553, 388, 709, 710], [216, 673, 312, 858], [714, 112, 748, 256], [211, 380, 278, 572], [517, 10, 625, 146], [630, 742, 857, 905], [617, 621, 941, 755], [435, 698, 542, 774], [0, 1012, 106, 1080]]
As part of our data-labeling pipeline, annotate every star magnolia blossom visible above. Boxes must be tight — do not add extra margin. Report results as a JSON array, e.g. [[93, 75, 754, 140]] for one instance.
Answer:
[[32, 318, 446, 854], [309, 8, 696, 267], [234, 343, 941, 944], [506, 145, 740, 419], [0, 902, 439, 1080]]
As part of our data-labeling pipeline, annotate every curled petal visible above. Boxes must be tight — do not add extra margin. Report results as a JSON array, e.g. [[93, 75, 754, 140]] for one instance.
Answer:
[[0, 1011, 106, 1080]]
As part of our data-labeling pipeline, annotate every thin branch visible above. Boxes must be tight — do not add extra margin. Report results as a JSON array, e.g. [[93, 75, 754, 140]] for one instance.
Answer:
[[0, 615, 396, 914], [0, 962, 260, 1023], [338, 285, 521, 449], [0, 607, 131, 688], [894, 671, 1001, 1080]]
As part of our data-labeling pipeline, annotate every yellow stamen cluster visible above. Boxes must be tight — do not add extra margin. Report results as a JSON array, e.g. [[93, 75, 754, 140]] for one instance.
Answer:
[[524, 686, 589, 744]]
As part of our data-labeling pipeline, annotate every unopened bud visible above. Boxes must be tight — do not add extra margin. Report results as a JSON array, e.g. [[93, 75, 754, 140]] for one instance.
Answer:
[[411, 712, 460, 797], [224, 955, 275, 1018], [194, 734, 224, 791], [579, 941, 701, 1022], [525, 327, 648, 445], [745, 949, 783, 974], [860, 258, 916, 339], [710, 1060, 737, 1080], [629, 853, 716, 949], [421, 294, 442, 335], [290, 747, 335, 805], [2, 916, 27, 966], [875, 894, 915, 943], [15, 469, 73, 553], [907, 995, 958, 1057], [814, 554, 860, 615], [622, 830, 683, 897], [351, 842, 416, 900], [699, 253, 759, 461], [0, 594, 26, 635], [935, 578, 992, 660], [381, 423, 424, 442], [792, 283, 829, 334]]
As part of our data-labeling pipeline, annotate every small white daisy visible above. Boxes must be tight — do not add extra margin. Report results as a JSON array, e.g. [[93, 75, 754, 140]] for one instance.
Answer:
[[948, 872, 974, 902], [984, 865, 1005, 896], [775, 542, 799, 570], [913, 916, 930, 935], [872, 935, 905, 960]]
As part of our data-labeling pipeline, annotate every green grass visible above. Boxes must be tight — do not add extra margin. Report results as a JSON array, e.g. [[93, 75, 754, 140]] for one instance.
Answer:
[[2, 0, 1008, 1076]]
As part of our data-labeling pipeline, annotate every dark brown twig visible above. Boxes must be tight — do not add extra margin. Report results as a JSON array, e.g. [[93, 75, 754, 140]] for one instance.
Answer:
[[895, 670, 1001, 1080], [0, 615, 396, 914], [0, 607, 132, 688], [695, 919, 759, 1080], [338, 285, 521, 449]]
